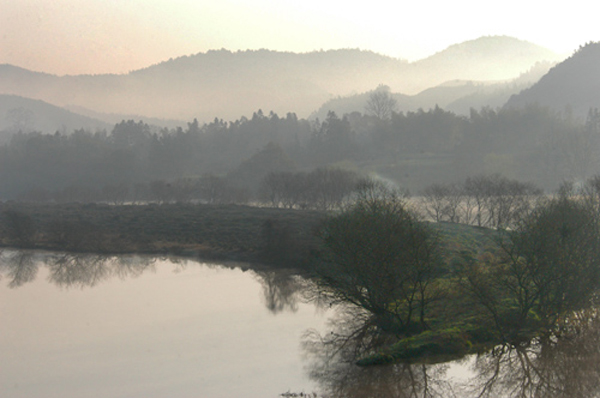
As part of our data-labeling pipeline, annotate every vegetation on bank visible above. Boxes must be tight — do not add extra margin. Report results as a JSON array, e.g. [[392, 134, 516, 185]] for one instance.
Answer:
[[0, 202, 326, 265], [2, 175, 600, 367], [309, 179, 600, 366]]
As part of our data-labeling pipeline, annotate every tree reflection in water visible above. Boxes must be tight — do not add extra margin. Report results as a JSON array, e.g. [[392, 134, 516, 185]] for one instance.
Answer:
[[303, 305, 455, 397], [48, 253, 113, 288], [303, 306, 600, 398], [3, 250, 600, 397], [0, 251, 38, 288], [0, 251, 303, 316], [0, 250, 157, 289], [469, 309, 600, 398], [253, 269, 303, 314]]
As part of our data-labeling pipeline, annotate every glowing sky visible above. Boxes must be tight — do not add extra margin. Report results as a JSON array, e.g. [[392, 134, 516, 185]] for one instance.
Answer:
[[1, 0, 598, 76]]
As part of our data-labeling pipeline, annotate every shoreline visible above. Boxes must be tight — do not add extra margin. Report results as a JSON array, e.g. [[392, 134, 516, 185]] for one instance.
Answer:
[[0, 202, 327, 268]]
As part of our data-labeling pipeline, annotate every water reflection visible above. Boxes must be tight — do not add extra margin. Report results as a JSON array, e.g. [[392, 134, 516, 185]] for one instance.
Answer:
[[1, 251, 38, 288], [468, 311, 600, 398], [48, 253, 113, 288], [0, 251, 157, 289], [4, 250, 600, 397], [1, 251, 325, 397], [304, 307, 600, 398], [254, 269, 303, 314], [0, 250, 302, 314], [303, 306, 454, 397]]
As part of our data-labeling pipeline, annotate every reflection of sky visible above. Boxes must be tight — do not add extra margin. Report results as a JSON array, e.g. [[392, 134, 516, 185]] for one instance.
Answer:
[[445, 356, 476, 382], [0, 258, 329, 398], [5, 253, 599, 397]]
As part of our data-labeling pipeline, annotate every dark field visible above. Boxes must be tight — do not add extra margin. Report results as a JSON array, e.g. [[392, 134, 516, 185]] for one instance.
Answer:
[[0, 202, 327, 265], [0, 202, 499, 267]]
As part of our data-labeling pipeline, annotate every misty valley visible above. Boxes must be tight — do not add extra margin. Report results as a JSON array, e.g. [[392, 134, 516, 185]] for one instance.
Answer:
[[3, 38, 600, 398]]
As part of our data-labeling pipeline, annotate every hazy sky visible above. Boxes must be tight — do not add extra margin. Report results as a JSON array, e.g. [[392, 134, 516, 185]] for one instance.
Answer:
[[1, 0, 598, 76]]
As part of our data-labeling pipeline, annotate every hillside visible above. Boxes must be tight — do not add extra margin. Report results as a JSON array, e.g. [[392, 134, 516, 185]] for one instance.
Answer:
[[0, 37, 561, 123], [0, 95, 110, 140], [311, 61, 555, 120], [412, 36, 560, 86], [505, 42, 600, 118]]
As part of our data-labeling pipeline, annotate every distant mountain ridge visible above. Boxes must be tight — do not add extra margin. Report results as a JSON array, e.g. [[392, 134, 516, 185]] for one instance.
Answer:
[[408, 36, 561, 92], [0, 36, 563, 123], [311, 61, 556, 120], [505, 42, 600, 118], [0, 94, 110, 138]]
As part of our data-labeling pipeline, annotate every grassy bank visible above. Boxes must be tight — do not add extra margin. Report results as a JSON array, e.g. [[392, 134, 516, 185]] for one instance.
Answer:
[[0, 202, 326, 266], [1, 202, 513, 364], [355, 221, 505, 365]]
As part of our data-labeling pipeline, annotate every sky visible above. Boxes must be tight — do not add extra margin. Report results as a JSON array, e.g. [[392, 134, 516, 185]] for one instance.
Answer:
[[1, 0, 598, 76]]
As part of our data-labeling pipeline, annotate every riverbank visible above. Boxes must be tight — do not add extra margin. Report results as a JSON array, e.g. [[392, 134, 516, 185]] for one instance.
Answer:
[[1, 201, 511, 365], [0, 202, 327, 267]]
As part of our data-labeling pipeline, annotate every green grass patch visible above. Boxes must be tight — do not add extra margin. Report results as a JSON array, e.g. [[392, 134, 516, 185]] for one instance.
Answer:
[[357, 322, 498, 366]]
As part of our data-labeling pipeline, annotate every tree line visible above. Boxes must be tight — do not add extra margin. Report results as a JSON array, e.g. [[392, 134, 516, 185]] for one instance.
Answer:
[[418, 174, 543, 228], [1, 104, 600, 200]]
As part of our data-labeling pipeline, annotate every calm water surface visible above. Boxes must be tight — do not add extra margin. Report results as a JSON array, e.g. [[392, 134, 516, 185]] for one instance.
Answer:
[[0, 251, 329, 398], [2, 251, 600, 398]]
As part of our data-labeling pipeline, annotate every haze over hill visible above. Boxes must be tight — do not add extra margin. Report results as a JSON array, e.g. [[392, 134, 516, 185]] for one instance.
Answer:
[[0, 95, 110, 139], [0, 36, 562, 124], [506, 42, 600, 118], [311, 61, 556, 120], [2, 40, 600, 201]]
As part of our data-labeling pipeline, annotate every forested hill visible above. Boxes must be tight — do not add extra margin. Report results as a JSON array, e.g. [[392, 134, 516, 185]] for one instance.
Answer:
[[0, 36, 560, 123], [0, 95, 110, 138], [505, 42, 600, 118]]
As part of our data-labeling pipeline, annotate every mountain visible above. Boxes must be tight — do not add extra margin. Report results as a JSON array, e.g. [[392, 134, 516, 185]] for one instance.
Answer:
[[505, 42, 600, 118], [445, 61, 557, 114], [311, 61, 555, 120], [410, 36, 560, 91], [0, 94, 110, 140], [0, 36, 563, 123], [63, 105, 186, 130]]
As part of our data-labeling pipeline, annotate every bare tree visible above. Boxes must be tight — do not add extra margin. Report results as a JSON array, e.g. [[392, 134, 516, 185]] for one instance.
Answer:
[[420, 183, 462, 222], [463, 175, 542, 228], [365, 85, 397, 120], [312, 185, 442, 334], [462, 196, 600, 341], [260, 171, 307, 209]]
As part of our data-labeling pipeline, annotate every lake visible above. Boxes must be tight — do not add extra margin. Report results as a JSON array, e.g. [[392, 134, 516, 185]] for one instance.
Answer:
[[0, 251, 329, 398], [2, 251, 599, 398]]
